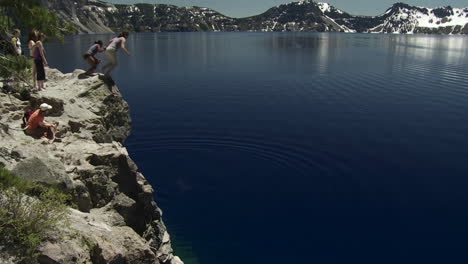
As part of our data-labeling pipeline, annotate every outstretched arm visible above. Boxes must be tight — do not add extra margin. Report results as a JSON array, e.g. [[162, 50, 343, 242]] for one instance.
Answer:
[[41, 120, 57, 128], [121, 38, 131, 56]]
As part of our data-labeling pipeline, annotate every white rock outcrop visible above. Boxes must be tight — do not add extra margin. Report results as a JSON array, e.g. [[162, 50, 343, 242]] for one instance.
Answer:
[[0, 69, 182, 264]]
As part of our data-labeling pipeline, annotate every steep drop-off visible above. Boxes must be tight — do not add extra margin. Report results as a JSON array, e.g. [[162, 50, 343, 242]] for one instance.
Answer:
[[0, 69, 183, 264]]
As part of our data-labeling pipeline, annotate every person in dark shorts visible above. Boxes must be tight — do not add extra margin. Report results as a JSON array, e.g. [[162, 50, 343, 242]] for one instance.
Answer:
[[83, 40, 105, 75], [33, 33, 48, 90]]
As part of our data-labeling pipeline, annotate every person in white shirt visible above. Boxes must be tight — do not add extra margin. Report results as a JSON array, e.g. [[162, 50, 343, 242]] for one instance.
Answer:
[[102, 31, 131, 76]]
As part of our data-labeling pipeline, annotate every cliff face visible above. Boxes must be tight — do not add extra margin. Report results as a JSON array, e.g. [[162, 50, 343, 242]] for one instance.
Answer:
[[39, 0, 115, 33], [42, 0, 468, 34], [0, 69, 182, 264]]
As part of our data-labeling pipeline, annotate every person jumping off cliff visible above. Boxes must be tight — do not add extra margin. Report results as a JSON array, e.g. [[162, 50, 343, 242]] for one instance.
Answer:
[[83, 40, 105, 75], [102, 32, 131, 77]]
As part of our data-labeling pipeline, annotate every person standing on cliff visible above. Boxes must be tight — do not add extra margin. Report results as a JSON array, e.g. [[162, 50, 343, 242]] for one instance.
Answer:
[[9, 29, 22, 89], [33, 33, 48, 91], [10, 29, 22, 55], [28, 30, 39, 89], [83, 40, 105, 75], [102, 32, 131, 77]]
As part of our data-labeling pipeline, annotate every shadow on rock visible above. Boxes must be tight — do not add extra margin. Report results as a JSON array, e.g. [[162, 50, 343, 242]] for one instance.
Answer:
[[77, 73, 92, 79], [98, 74, 115, 87]]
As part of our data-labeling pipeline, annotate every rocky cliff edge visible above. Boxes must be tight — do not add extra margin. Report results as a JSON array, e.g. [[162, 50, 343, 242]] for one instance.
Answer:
[[0, 69, 183, 264]]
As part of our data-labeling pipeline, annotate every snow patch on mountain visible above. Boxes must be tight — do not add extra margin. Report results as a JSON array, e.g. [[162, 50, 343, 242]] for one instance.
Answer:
[[417, 7, 468, 28], [369, 5, 468, 34], [318, 2, 343, 14]]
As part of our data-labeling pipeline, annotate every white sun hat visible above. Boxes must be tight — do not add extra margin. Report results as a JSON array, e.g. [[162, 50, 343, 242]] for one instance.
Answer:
[[40, 103, 53, 111]]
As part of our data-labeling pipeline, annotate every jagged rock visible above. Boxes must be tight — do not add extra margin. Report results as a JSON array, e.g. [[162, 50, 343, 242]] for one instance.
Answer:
[[170, 256, 184, 264], [111, 193, 138, 226], [29, 96, 65, 117], [55, 126, 69, 138], [0, 68, 182, 263], [79, 168, 119, 208], [12, 157, 74, 189], [68, 120, 83, 133], [10, 148, 23, 161], [37, 241, 90, 264], [39, 208, 158, 264], [72, 180, 93, 212]]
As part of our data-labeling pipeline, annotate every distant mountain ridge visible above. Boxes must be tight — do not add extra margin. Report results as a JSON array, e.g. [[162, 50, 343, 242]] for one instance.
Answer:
[[41, 0, 468, 34]]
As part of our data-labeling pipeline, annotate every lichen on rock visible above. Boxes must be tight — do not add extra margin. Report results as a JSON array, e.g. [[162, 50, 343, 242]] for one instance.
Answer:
[[0, 68, 182, 264]]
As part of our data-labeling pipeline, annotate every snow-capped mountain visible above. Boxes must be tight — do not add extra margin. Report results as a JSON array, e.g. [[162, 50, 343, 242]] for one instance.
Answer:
[[235, 0, 353, 32], [39, 0, 238, 33], [42, 0, 468, 34], [366, 3, 468, 34], [107, 4, 237, 32]]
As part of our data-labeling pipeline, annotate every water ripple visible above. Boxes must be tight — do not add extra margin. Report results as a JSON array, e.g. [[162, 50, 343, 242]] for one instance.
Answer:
[[128, 132, 349, 180]]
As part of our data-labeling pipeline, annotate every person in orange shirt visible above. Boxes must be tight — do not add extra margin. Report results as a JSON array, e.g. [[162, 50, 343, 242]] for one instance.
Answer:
[[25, 103, 58, 142]]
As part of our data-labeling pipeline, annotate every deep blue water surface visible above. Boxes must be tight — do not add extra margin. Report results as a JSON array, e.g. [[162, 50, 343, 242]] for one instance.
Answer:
[[48, 33, 468, 264]]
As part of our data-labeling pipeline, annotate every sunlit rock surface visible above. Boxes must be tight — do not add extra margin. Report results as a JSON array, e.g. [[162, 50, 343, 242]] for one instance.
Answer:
[[0, 69, 182, 264]]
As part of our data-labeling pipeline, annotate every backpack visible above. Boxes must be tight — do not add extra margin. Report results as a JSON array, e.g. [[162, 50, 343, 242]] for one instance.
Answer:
[[22, 109, 33, 128]]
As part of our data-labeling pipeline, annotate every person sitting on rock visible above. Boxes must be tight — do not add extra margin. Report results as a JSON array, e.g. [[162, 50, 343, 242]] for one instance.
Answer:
[[83, 40, 105, 75], [25, 103, 58, 142]]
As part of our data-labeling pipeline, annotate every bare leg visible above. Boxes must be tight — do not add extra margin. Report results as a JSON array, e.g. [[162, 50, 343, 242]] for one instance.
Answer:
[[37, 80, 44, 90], [103, 49, 118, 76], [32, 62, 37, 89], [86, 56, 97, 74], [104, 62, 118, 76], [47, 124, 58, 143]]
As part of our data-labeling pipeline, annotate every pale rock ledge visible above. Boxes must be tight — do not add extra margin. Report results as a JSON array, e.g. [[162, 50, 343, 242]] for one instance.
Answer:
[[0, 68, 183, 264]]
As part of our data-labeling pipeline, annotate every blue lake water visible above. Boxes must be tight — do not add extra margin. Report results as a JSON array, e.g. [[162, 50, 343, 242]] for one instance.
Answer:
[[48, 32, 468, 264]]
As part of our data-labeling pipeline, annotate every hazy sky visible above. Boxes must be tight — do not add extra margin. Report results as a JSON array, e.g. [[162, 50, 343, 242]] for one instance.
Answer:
[[108, 0, 468, 18]]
